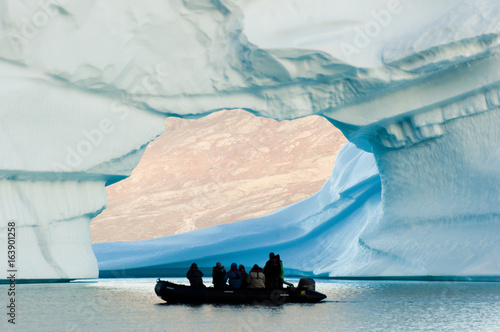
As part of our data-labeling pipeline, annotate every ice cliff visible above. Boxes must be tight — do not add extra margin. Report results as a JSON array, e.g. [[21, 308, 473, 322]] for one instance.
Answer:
[[1, 0, 499, 280]]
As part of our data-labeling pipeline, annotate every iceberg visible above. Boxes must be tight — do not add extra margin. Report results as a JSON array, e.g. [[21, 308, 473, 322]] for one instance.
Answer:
[[2, 0, 499, 280]]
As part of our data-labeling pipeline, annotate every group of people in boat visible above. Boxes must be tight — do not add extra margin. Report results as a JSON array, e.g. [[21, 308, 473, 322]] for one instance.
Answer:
[[186, 252, 284, 290]]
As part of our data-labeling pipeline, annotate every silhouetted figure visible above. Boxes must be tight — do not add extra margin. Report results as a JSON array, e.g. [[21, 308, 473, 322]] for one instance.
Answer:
[[276, 254, 284, 289], [212, 262, 226, 289], [264, 252, 282, 289], [239, 265, 248, 288], [187, 263, 205, 288]]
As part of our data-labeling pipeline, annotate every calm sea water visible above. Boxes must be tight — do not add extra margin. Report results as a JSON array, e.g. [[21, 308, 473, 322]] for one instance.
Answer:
[[1, 278, 499, 331]]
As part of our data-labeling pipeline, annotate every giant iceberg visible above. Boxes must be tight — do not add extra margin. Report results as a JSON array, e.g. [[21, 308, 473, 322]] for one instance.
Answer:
[[1, 0, 499, 280]]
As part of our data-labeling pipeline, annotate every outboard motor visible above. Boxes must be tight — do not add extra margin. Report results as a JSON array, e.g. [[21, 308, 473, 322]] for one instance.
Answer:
[[298, 278, 316, 291]]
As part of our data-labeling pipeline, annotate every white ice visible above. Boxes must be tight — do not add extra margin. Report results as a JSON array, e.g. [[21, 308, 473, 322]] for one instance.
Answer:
[[1, 0, 499, 279]]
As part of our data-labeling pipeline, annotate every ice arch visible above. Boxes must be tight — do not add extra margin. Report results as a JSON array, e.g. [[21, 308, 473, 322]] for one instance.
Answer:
[[1, 0, 499, 280]]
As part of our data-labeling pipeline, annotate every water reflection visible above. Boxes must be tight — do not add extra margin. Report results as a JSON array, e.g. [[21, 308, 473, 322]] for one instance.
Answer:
[[1, 278, 498, 331]]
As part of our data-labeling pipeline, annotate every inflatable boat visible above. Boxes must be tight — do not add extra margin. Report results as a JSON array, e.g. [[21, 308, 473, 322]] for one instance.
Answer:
[[155, 278, 327, 304]]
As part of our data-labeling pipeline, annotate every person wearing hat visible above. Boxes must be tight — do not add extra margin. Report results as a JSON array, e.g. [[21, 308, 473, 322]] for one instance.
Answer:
[[224, 262, 243, 288], [186, 263, 205, 288], [246, 264, 265, 289], [212, 262, 226, 289]]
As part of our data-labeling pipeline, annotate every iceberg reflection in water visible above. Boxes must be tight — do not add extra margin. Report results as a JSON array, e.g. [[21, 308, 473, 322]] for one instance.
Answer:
[[1, 279, 498, 330]]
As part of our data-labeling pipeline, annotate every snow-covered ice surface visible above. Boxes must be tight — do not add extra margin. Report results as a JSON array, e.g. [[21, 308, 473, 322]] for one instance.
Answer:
[[1, 0, 500, 279]]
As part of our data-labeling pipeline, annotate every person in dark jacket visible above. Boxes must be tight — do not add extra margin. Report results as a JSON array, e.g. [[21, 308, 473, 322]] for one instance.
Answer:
[[224, 263, 243, 288], [187, 263, 205, 288], [239, 264, 248, 288], [276, 254, 284, 288], [264, 252, 282, 289], [212, 262, 226, 289]]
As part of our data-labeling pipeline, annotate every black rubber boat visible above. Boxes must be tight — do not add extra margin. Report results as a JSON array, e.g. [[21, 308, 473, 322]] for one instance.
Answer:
[[155, 278, 326, 304]]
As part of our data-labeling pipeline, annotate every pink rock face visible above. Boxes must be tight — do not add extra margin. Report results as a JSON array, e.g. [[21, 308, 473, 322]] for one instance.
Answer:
[[90, 109, 347, 243]]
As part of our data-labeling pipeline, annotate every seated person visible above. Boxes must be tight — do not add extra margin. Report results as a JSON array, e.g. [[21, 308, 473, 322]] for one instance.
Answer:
[[186, 263, 206, 288], [239, 265, 248, 288], [224, 263, 243, 288], [212, 262, 226, 289], [246, 264, 265, 289]]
